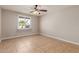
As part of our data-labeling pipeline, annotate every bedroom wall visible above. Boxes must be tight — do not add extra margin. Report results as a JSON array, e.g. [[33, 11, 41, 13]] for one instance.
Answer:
[[1, 9, 39, 38], [40, 6, 79, 43], [0, 8, 1, 38]]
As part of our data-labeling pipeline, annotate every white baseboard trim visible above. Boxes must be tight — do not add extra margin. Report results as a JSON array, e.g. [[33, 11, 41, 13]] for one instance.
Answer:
[[40, 33, 79, 46], [1, 33, 79, 46], [1, 33, 39, 41]]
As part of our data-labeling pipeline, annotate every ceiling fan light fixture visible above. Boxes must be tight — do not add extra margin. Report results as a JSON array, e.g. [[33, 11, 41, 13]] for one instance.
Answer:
[[32, 11, 40, 15], [30, 5, 47, 15]]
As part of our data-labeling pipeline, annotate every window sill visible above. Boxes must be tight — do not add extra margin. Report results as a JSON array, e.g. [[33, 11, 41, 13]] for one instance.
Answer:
[[17, 28, 32, 31]]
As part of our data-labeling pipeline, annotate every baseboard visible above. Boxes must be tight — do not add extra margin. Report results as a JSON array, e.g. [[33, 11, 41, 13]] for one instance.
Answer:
[[1, 33, 79, 46], [40, 33, 79, 46], [1, 33, 39, 41]]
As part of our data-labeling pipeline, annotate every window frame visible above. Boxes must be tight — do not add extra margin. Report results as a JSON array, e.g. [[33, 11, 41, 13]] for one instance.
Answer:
[[17, 15, 32, 30]]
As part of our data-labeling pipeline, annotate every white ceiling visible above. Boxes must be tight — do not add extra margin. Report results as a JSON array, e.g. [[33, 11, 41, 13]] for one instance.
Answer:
[[0, 5, 71, 16]]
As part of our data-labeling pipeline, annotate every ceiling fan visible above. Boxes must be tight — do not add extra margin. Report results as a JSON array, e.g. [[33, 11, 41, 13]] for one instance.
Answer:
[[30, 5, 47, 15]]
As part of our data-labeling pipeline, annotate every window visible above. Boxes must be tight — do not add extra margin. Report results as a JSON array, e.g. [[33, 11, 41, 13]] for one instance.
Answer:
[[18, 16, 32, 30]]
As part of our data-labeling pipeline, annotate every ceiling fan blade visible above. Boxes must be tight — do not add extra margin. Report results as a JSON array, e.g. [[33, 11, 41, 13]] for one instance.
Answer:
[[30, 11, 34, 13], [39, 10, 47, 12]]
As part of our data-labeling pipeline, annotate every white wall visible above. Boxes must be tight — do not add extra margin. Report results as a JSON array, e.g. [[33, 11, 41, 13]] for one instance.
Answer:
[[40, 6, 79, 43], [0, 8, 1, 38], [1, 9, 39, 38]]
